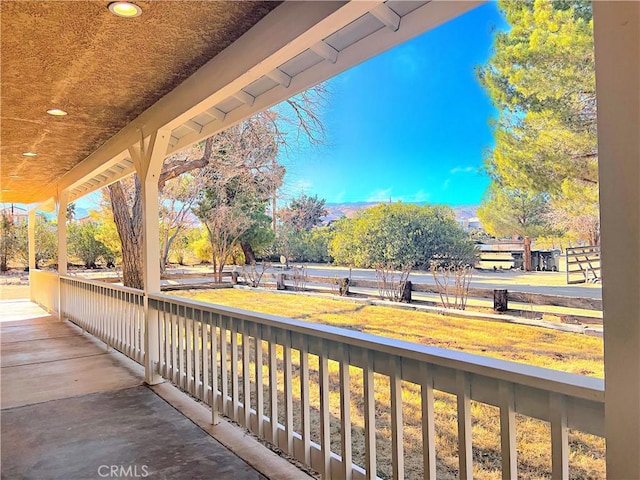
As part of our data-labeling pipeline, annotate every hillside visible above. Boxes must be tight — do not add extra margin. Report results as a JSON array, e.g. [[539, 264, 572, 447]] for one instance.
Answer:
[[323, 201, 479, 224]]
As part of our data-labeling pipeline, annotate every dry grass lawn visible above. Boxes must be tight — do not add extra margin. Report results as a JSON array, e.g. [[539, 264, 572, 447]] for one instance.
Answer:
[[175, 288, 605, 479]]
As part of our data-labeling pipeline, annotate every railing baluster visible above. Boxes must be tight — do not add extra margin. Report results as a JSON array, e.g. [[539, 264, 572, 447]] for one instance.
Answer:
[[268, 326, 279, 446], [194, 309, 202, 398], [319, 341, 331, 479], [171, 303, 178, 384], [242, 319, 251, 429], [158, 301, 166, 377], [299, 333, 311, 465], [284, 330, 294, 455], [340, 345, 352, 480], [126, 292, 132, 358], [186, 308, 194, 394], [201, 311, 210, 403], [390, 355, 404, 480], [499, 381, 517, 480], [220, 316, 229, 418], [230, 318, 239, 422], [457, 371, 473, 480], [364, 351, 377, 480], [211, 313, 220, 425], [420, 363, 436, 479], [164, 303, 171, 379], [178, 306, 185, 389], [254, 323, 264, 437], [550, 393, 569, 480]]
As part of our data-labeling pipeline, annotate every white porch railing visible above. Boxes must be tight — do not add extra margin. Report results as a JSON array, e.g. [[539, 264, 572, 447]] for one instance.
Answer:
[[49, 276, 604, 478], [60, 276, 145, 364], [147, 293, 605, 480], [30, 269, 60, 314]]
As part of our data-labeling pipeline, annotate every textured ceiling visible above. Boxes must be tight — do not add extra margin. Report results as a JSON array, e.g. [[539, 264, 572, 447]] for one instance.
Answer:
[[0, 0, 280, 204]]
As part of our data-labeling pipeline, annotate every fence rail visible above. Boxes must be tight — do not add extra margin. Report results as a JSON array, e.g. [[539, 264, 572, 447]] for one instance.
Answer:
[[241, 272, 603, 312], [60, 276, 145, 364], [148, 292, 604, 479], [30, 269, 59, 314]]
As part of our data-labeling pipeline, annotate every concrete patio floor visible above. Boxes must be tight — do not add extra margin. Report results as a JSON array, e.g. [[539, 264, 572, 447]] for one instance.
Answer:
[[0, 298, 310, 480]]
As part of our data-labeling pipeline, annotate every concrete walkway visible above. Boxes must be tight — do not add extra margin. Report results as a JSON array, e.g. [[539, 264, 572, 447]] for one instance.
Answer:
[[0, 300, 308, 480]]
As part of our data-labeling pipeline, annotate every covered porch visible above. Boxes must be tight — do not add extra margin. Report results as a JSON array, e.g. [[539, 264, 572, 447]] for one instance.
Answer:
[[0, 298, 305, 479], [1, 1, 638, 479]]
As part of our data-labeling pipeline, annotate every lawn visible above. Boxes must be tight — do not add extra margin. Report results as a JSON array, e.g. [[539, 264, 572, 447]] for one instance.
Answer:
[[175, 288, 604, 479]]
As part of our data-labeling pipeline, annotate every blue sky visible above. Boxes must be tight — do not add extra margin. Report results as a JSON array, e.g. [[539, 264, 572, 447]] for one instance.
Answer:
[[279, 2, 508, 206]]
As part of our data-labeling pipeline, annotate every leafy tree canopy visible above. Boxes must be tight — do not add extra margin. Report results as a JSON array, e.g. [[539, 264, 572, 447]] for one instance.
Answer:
[[279, 194, 327, 232], [478, 0, 599, 243], [329, 203, 476, 269]]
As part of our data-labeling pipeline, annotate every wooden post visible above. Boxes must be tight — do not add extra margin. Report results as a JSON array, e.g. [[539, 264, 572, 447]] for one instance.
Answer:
[[523, 237, 532, 272], [494, 289, 508, 312], [231, 271, 239, 285], [401, 280, 412, 303], [338, 277, 350, 296], [276, 273, 286, 290]]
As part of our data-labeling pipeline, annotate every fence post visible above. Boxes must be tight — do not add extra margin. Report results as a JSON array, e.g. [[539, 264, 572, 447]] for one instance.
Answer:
[[338, 277, 350, 296], [494, 289, 508, 312], [231, 271, 239, 285], [401, 281, 412, 303], [277, 273, 286, 290]]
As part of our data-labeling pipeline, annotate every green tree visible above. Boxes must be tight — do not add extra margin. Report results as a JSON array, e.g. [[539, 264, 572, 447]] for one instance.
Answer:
[[477, 184, 551, 238], [279, 194, 327, 231], [14, 214, 57, 268], [68, 221, 113, 268], [277, 194, 328, 262], [0, 211, 17, 271], [329, 203, 476, 269], [479, 0, 598, 243]]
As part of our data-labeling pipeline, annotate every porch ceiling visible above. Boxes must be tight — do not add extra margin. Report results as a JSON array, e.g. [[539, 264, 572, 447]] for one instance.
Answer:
[[0, 1, 280, 204], [1, 1, 484, 207]]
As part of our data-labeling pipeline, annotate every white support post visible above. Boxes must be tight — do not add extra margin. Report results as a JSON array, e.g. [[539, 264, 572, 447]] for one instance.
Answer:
[[56, 190, 69, 275], [592, 2, 640, 479], [130, 129, 171, 385], [56, 190, 69, 316], [28, 209, 36, 302]]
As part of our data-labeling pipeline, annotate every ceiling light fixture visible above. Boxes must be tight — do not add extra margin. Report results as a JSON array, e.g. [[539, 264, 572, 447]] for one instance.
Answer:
[[22, 152, 37, 157], [47, 108, 68, 116], [9, 175, 20, 179], [108, 2, 142, 18]]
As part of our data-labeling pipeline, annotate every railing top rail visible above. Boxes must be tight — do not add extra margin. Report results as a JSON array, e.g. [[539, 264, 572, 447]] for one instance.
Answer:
[[149, 292, 604, 402], [60, 274, 144, 296]]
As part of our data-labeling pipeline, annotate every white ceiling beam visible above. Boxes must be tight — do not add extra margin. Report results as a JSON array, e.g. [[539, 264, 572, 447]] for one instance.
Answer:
[[233, 90, 256, 106], [207, 107, 226, 122], [183, 120, 203, 133], [371, 3, 401, 31], [168, 0, 484, 156], [310, 41, 339, 64], [266, 68, 292, 88]]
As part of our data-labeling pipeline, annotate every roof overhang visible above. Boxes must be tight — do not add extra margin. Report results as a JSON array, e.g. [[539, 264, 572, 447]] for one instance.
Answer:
[[2, 0, 484, 206]]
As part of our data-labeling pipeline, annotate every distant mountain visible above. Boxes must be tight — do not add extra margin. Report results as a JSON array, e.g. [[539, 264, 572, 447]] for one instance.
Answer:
[[322, 202, 479, 224]]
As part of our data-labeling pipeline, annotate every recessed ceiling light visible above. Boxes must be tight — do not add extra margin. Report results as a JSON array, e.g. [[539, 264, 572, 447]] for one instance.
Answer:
[[47, 108, 68, 116], [1, 189, 9, 192], [9, 175, 20, 179], [22, 152, 37, 157], [108, 2, 142, 18]]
